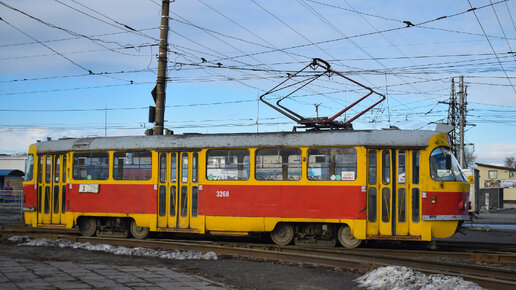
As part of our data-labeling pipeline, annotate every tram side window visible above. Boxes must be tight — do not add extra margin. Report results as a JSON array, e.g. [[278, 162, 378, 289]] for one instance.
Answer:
[[255, 148, 301, 181], [206, 149, 250, 181], [307, 148, 357, 181], [73, 152, 109, 180], [24, 154, 34, 181], [382, 151, 390, 184], [368, 150, 377, 185], [38, 157, 43, 183], [45, 157, 51, 183], [398, 151, 406, 184], [113, 151, 152, 180], [412, 188, 420, 223], [412, 151, 420, 185], [62, 155, 67, 181]]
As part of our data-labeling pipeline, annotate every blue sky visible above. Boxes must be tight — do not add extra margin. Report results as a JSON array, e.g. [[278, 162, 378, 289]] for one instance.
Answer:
[[1, 0, 515, 166]]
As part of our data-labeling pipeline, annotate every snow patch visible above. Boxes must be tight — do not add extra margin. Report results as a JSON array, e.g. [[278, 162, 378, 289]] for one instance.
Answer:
[[8, 236, 218, 260], [355, 266, 485, 290]]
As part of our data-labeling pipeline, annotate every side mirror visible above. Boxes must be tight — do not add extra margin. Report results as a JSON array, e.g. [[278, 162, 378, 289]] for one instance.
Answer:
[[445, 155, 452, 170]]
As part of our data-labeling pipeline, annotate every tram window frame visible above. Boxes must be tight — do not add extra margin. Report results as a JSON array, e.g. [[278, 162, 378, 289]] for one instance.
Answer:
[[398, 150, 406, 184], [160, 153, 167, 183], [192, 153, 198, 183], [45, 156, 51, 183], [381, 187, 391, 222], [113, 151, 152, 181], [54, 156, 60, 183], [206, 149, 250, 181], [412, 188, 420, 223], [368, 187, 377, 222], [412, 151, 420, 185], [181, 153, 188, 182], [398, 188, 406, 223], [382, 150, 390, 184], [255, 148, 301, 181], [24, 154, 34, 181], [38, 156, 43, 184], [307, 147, 357, 181], [62, 155, 67, 182], [72, 152, 109, 181], [170, 153, 177, 182], [368, 150, 377, 185]]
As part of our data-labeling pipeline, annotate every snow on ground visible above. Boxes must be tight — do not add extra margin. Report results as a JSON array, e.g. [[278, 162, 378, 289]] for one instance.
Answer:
[[355, 266, 485, 290], [8, 236, 217, 260]]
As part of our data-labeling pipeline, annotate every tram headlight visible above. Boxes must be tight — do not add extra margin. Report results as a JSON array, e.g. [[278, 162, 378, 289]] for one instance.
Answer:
[[458, 201, 468, 211]]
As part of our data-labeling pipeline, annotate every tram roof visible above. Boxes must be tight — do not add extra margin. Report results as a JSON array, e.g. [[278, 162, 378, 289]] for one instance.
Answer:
[[33, 129, 444, 153]]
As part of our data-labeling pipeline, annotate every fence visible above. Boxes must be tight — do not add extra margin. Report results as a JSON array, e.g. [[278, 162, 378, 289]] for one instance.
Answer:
[[477, 188, 504, 211], [0, 190, 23, 212]]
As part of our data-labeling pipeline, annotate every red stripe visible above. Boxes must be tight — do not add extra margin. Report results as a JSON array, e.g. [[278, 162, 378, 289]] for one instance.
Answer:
[[23, 184, 37, 207], [68, 184, 157, 214], [422, 191, 469, 216], [199, 184, 366, 219]]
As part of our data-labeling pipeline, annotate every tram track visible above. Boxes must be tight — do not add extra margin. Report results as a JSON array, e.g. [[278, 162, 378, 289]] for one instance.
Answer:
[[1, 225, 515, 289], [436, 240, 516, 253]]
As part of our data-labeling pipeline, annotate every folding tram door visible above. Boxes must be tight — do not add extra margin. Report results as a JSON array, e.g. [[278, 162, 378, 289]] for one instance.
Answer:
[[37, 154, 67, 226], [366, 148, 420, 239], [157, 151, 201, 232]]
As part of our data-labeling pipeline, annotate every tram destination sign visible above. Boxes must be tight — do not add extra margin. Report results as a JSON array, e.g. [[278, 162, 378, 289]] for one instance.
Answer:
[[78, 184, 100, 193]]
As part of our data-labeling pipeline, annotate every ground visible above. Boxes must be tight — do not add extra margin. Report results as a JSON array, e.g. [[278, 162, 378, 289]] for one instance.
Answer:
[[0, 241, 363, 290]]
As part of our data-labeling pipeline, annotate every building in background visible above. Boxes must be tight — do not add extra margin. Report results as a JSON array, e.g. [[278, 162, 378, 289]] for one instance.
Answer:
[[0, 155, 27, 172], [0, 155, 27, 210], [475, 163, 516, 210]]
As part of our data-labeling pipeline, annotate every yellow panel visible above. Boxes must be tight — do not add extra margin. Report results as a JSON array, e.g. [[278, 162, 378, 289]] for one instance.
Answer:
[[263, 217, 344, 232], [431, 221, 459, 239], [24, 212, 37, 227], [421, 222, 432, 241], [352, 219, 366, 239], [128, 214, 155, 228], [409, 221, 422, 237], [206, 216, 265, 232]]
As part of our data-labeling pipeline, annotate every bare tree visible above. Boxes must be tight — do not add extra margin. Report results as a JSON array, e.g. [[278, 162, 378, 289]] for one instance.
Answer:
[[504, 156, 516, 168], [464, 147, 477, 169]]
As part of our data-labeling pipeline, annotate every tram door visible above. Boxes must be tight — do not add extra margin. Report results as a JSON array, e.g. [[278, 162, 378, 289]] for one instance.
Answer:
[[366, 149, 416, 237], [157, 152, 199, 230], [37, 154, 66, 225]]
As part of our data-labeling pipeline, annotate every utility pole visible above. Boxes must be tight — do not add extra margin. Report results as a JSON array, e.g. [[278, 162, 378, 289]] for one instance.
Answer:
[[153, 0, 170, 136], [459, 76, 465, 168], [444, 76, 468, 168]]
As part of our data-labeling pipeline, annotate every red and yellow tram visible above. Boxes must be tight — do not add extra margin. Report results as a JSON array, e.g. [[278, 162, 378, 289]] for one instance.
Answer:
[[22, 129, 470, 248]]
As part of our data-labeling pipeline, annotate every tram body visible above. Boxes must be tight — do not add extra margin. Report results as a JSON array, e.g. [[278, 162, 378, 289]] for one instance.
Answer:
[[22, 129, 470, 247]]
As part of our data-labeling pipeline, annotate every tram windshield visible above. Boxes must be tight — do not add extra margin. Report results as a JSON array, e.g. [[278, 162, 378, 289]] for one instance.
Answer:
[[429, 147, 467, 182]]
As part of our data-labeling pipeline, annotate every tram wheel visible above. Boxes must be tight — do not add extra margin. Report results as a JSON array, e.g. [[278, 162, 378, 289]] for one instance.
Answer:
[[129, 220, 149, 239], [270, 223, 294, 246], [78, 217, 97, 237], [337, 224, 362, 248]]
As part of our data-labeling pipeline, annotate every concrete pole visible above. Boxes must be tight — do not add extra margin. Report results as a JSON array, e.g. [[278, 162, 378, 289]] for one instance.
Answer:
[[459, 76, 465, 168], [153, 0, 170, 135]]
